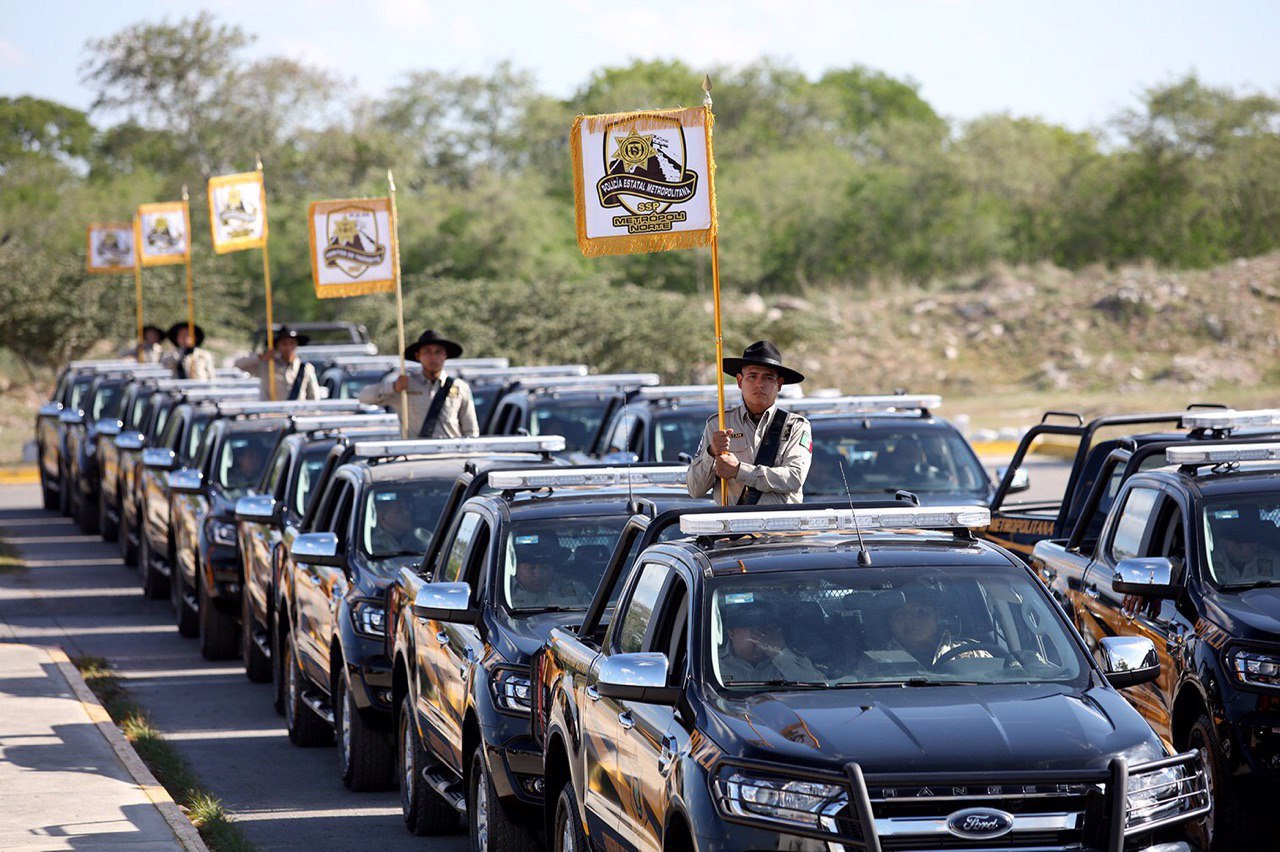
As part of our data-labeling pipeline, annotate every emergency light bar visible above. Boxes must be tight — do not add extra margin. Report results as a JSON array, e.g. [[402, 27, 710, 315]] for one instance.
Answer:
[[1181, 409, 1280, 431], [1166, 443, 1280, 466], [96, 366, 173, 378], [150, 378, 259, 390], [460, 364, 590, 379], [68, 359, 144, 370], [298, 344, 379, 359], [519, 373, 661, 392], [679, 505, 990, 536], [183, 387, 261, 402], [290, 413, 402, 432], [451, 357, 510, 370], [488, 466, 687, 490], [786, 394, 942, 414], [352, 436, 567, 458], [214, 399, 375, 415], [325, 355, 399, 369], [635, 385, 744, 402]]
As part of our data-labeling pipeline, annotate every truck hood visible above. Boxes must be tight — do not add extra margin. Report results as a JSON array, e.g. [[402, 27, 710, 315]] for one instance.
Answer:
[[1202, 586, 1280, 641], [490, 610, 585, 663], [703, 682, 1164, 775]]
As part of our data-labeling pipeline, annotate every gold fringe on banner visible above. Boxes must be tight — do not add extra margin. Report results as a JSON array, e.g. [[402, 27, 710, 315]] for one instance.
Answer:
[[313, 279, 396, 299]]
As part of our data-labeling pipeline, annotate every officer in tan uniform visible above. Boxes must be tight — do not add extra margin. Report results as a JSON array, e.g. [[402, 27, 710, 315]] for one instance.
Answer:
[[508, 538, 592, 609], [120, 325, 167, 363], [234, 325, 321, 400], [358, 329, 479, 438], [164, 322, 216, 380], [687, 340, 812, 505]]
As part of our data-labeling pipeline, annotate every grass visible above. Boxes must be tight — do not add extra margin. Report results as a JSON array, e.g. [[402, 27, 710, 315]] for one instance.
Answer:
[[72, 655, 255, 852]]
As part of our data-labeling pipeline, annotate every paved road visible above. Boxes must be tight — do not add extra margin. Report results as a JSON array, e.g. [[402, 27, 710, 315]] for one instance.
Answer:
[[0, 484, 467, 851]]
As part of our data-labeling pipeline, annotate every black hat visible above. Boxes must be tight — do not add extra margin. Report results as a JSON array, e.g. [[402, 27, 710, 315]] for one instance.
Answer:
[[722, 600, 779, 632], [274, 325, 311, 346], [167, 322, 206, 347], [515, 536, 567, 566], [141, 324, 165, 340], [723, 340, 805, 385], [405, 329, 463, 361]]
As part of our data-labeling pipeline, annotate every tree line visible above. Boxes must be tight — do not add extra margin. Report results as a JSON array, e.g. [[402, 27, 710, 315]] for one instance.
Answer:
[[2, 11, 1279, 367]]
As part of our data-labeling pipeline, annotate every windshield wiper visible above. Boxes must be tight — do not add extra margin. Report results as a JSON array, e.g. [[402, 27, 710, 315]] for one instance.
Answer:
[[725, 679, 828, 689], [1222, 579, 1280, 589], [368, 550, 421, 559], [512, 605, 587, 614]]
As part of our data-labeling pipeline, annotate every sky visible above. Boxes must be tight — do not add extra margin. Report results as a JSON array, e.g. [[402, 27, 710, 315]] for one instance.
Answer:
[[2, 0, 1278, 132]]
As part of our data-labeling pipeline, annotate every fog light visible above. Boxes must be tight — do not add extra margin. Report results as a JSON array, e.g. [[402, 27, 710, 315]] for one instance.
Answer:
[[226, 583, 240, 595]]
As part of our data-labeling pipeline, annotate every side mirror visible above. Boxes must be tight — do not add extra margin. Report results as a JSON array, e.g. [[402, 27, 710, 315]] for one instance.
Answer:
[[142, 447, 177, 471], [38, 402, 63, 418], [115, 431, 145, 451], [59, 410, 84, 426], [997, 465, 1031, 493], [597, 652, 679, 705], [677, 452, 693, 464], [1112, 557, 1179, 599], [236, 494, 279, 524], [412, 582, 480, 625], [1097, 636, 1160, 689], [96, 419, 123, 437], [168, 468, 204, 494], [290, 531, 343, 566]]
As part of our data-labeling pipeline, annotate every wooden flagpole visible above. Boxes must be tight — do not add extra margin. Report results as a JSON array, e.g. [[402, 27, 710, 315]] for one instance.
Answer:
[[181, 185, 196, 346], [388, 170, 409, 438], [704, 75, 728, 505], [133, 218, 145, 363], [257, 156, 277, 401]]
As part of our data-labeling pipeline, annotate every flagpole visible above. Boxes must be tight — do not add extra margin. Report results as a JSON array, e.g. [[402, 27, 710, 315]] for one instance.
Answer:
[[257, 156, 277, 401], [181, 185, 196, 346], [704, 75, 728, 506], [133, 218, 145, 364], [387, 170, 409, 439]]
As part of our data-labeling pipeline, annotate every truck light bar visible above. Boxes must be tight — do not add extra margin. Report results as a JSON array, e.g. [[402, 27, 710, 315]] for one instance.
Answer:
[[460, 364, 590, 379], [214, 399, 375, 415], [450, 357, 510, 370], [150, 378, 260, 390], [679, 505, 990, 536], [1166, 443, 1280, 465], [184, 388, 261, 402], [635, 385, 743, 402], [352, 436, 567, 458], [298, 343, 379, 359], [68, 359, 143, 370], [786, 394, 942, 414], [325, 355, 399, 369], [1181, 409, 1280, 431], [520, 373, 661, 391], [488, 466, 687, 490], [291, 413, 402, 432]]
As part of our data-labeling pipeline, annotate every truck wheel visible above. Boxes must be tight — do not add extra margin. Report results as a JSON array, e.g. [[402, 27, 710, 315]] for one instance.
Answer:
[[99, 490, 118, 543], [470, 744, 538, 852], [120, 506, 138, 566], [40, 466, 57, 511], [284, 632, 331, 747], [198, 577, 239, 660], [172, 567, 198, 638], [58, 464, 71, 517], [399, 693, 458, 835], [271, 615, 286, 716], [241, 592, 271, 683], [337, 665, 395, 791], [76, 485, 99, 536], [1188, 713, 1252, 850], [553, 779, 588, 852], [138, 533, 168, 600]]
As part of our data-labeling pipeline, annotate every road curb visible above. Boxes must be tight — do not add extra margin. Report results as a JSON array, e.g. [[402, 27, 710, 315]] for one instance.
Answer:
[[46, 645, 210, 852]]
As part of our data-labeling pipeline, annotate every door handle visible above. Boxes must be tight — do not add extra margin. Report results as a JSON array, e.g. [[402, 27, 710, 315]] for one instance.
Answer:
[[585, 685, 600, 702], [435, 630, 450, 646], [618, 710, 634, 730], [1083, 583, 1100, 600], [658, 734, 676, 774]]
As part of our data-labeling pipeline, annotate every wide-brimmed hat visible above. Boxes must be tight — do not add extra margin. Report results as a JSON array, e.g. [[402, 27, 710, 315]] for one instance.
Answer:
[[723, 340, 805, 385], [405, 329, 463, 361], [273, 325, 311, 346], [166, 322, 206, 347], [141, 324, 165, 340]]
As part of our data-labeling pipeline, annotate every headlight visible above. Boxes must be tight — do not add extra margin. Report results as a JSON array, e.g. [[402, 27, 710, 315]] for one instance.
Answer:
[[714, 766, 846, 831], [1226, 648, 1280, 688], [350, 600, 387, 639], [84, 440, 97, 458], [1125, 759, 1208, 833], [491, 668, 532, 713], [209, 519, 237, 547]]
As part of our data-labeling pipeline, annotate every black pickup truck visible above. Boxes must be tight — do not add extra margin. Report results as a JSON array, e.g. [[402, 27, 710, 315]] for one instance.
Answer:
[[1032, 433, 1280, 849]]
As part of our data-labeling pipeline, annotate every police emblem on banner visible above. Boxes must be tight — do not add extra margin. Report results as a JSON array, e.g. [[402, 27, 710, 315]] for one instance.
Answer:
[[572, 106, 716, 257], [86, 223, 136, 274], [134, 201, 190, 266], [307, 198, 396, 299], [207, 170, 267, 253]]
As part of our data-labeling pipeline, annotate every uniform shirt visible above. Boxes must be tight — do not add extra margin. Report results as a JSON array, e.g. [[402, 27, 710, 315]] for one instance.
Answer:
[[234, 353, 321, 400], [1212, 546, 1280, 585], [368, 526, 428, 557], [508, 577, 593, 609], [358, 370, 479, 438], [718, 648, 824, 684], [687, 403, 812, 505], [164, 347, 216, 381], [119, 342, 165, 363]]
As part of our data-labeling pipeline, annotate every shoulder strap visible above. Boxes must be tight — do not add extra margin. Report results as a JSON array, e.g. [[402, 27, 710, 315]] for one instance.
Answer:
[[287, 361, 308, 400], [738, 409, 791, 506], [418, 376, 455, 437]]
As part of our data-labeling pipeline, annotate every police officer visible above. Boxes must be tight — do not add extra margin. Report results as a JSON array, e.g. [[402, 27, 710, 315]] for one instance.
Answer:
[[687, 340, 812, 505], [358, 329, 479, 438], [718, 600, 824, 683], [509, 538, 592, 608], [1212, 515, 1280, 585], [234, 325, 320, 400], [367, 494, 427, 556], [163, 322, 216, 380], [120, 325, 167, 363]]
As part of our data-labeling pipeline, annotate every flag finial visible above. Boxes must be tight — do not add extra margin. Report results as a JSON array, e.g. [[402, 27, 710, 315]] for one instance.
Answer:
[[702, 74, 713, 109]]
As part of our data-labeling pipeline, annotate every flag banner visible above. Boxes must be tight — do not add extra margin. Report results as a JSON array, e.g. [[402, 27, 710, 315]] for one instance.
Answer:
[[307, 197, 396, 299], [571, 106, 717, 257], [134, 201, 190, 266], [86, 222, 135, 274], [208, 170, 267, 253]]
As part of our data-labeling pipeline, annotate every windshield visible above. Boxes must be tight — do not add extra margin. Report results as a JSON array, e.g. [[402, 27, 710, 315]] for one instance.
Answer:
[[68, 377, 94, 412], [292, 444, 335, 516], [147, 400, 172, 440], [359, 479, 453, 571], [124, 390, 152, 430], [502, 515, 628, 612], [90, 384, 125, 422], [653, 410, 710, 461], [529, 397, 611, 453], [1202, 496, 1280, 588], [213, 430, 278, 497], [806, 423, 990, 499], [183, 415, 214, 465], [709, 565, 1084, 689], [473, 387, 499, 428]]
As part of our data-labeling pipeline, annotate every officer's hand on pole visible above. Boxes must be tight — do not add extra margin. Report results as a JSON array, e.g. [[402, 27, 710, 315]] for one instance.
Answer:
[[709, 429, 732, 456], [392, 373, 409, 393], [714, 451, 740, 480]]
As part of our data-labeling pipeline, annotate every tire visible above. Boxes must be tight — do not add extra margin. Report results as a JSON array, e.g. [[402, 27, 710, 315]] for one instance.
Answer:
[[198, 574, 239, 660], [284, 632, 332, 747], [58, 464, 71, 517], [552, 777, 589, 852], [241, 591, 271, 683], [172, 565, 198, 638], [40, 465, 57, 511], [120, 501, 138, 566], [337, 665, 395, 791], [138, 532, 168, 600], [99, 488, 118, 543], [1188, 713, 1253, 851], [399, 693, 458, 835], [470, 743, 538, 852], [271, 614, 286, 716], [77, 482, 99, 536]]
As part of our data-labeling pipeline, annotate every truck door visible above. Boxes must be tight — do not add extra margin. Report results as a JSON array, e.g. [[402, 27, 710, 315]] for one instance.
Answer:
[[298, 478, 354, 682]]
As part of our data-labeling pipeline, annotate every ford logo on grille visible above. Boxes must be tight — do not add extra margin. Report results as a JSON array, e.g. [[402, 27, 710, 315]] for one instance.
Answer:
[[946, 807, 1015, 839]]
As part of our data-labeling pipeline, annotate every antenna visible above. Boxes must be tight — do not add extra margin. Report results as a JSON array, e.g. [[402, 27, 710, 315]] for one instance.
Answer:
[[624, 408, 637, 513], [838, 460, 872, 566]]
